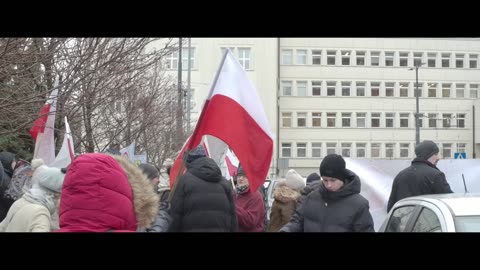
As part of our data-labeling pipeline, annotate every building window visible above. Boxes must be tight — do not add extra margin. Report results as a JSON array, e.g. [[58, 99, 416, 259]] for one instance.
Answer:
[[326, 143, 337, 155], [312, 81, 321, 96], [282, 143, 291, 157], [414, 82, 423, 97], [400, 143, 410, 158], [413, 52, 423, 67], [443, 113, 452, 128], [428, 52, 436, 67], [297, 143, 307, 158], [282, 49, 293, 65], [356, 113, 366, 128], [457, 143, 466, 153], [399, 82, 409, 97], [341, 143, 351, 157], [356, 51, 365, 66], [457, 113, 465, 128], [385, 52, 394, 66], [400, 113, 409, 127], [238, 48, 251, 70], [221, 47, 235, 56], [312, 50, 322, 65], [327, 50, 336, 65], [470, 84, 478, 98], [342, 50, 351, 65], [356, 143, 366, 158], [371, 112, 381, 128], [327, 81, 336, 96], [469, 54, 477, 68], [385, 82, 394, 97], [385, 112, 395, 128], [327, 112, 336, 127], [371, 143, 381, 158], [312, 143, 322, 158], [442, 83, 451, 98], [356, 82, 365, 96], [312, 112, 321, 127], [297, 112, 307, 127], [386, 143, 395, 158], [443, 143, 452, 158], [342, 113, 351, 127], [296, 49, 307, 65], [166, 51, 178, 69], [282, 112, 292, 127], [371, 82, 380, 96], [399, 52, 409, 67], [428, 113, 437, 128], [176, 47, 196, 70], [297, 81, 307, 96], [282, 81, 292, 96], [442, 53, 450, 68], [456, 53, 464, 68], [456, 83, 465, 98], [342, 81, 351, 96], [371, 51, 380, 66], [428, 83, 437, 97]]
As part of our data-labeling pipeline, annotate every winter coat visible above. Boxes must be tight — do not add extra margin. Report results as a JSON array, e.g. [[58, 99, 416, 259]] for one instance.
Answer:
[[58, 154, 159, 232], [0, 197, 52, 232], [387, 158, 453, 212], [280, 169, 374, 232], [0, 152, 16, 221], [169, 157, 238, 232], [235, 187, 266, 232], [267, 184, 300, 232], [298, 180, 321, 206]]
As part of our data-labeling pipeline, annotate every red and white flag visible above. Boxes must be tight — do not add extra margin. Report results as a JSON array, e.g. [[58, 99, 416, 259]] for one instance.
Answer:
[[30, 78, 59, 166], [170, 50, 274, 192], [225, 148, 239, 180], [51, 116, 75, 169]]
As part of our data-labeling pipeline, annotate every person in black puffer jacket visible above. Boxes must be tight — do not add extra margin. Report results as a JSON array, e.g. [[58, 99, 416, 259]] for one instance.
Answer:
[[281, 154, 374, 232], [169, 145, 238, 232]]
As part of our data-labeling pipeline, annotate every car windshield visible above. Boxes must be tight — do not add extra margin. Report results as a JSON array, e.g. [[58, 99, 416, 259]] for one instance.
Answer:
[[454, 216, 480, 232]]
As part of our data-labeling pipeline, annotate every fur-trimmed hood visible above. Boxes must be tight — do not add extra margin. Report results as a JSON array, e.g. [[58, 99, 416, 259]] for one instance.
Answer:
[[273, 183, 300, 203], [111, 155, 159, 228], [59, 153, 159, 232]]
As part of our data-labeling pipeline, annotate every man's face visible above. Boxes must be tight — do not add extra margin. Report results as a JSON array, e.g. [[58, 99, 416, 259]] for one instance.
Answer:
[[236, 175, 249, 188], [430, 153, 441, 166], [150, 177, 160, 189], [321, 176, 344, 192]]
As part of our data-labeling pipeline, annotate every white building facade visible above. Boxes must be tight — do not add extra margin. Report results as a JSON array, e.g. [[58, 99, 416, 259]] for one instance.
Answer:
[[152, 38, 480, 177]]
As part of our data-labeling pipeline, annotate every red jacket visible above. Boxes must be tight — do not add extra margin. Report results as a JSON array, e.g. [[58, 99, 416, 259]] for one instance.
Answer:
[[58, 154, 138, 232], [235, 188, 265, 232]]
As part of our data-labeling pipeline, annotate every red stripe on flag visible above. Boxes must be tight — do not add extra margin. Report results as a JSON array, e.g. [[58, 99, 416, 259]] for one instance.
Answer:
[[186, 95, 273, 192], [29, 103, 51, 141]]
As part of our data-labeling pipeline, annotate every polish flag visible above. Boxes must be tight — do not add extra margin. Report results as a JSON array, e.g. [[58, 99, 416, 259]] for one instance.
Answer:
[[225, 148, 239, 180], [30, 78, 59, 166], [170, 50, 273, 192], [51, 117, 75, 169]]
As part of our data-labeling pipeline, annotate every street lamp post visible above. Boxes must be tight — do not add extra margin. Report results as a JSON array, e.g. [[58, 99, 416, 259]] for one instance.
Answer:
[[409, 62, 425, 145]]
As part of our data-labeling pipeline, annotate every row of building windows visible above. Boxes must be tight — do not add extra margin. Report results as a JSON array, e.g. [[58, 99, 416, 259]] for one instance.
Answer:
[[165, 47, 252, 70], [281, 142, 466, 159], [281, 49, 480, 69], [281, 112, 466, 129], [280, 80, 479, 98]]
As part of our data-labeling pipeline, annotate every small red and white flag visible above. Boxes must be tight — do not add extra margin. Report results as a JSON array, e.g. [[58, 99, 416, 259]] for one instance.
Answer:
[[224, 148, 239, 180], [30, 78, 59, 166], [170, 50, 274, 192]]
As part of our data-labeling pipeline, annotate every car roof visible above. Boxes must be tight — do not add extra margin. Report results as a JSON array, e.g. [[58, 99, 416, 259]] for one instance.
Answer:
[[398, 193, 480, 216]]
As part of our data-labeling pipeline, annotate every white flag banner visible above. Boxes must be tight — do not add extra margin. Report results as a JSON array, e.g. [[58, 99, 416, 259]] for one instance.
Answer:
[[51, 116, 75, 169], [120, 143, 135, 162], [346, 158, 480, 231]]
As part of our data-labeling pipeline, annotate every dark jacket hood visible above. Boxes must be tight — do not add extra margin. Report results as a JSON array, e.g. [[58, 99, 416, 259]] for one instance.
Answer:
[[187, 157, 222, 183]]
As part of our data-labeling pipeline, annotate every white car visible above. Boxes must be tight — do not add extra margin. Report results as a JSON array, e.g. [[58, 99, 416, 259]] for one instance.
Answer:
[[378, 193, 480, 232]]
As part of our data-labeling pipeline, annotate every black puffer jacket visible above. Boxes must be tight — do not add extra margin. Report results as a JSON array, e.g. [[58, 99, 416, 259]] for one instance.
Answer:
[[280, 169, 374, 232], [387, 158, 453, 212], [169, 157, 238, 232]]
